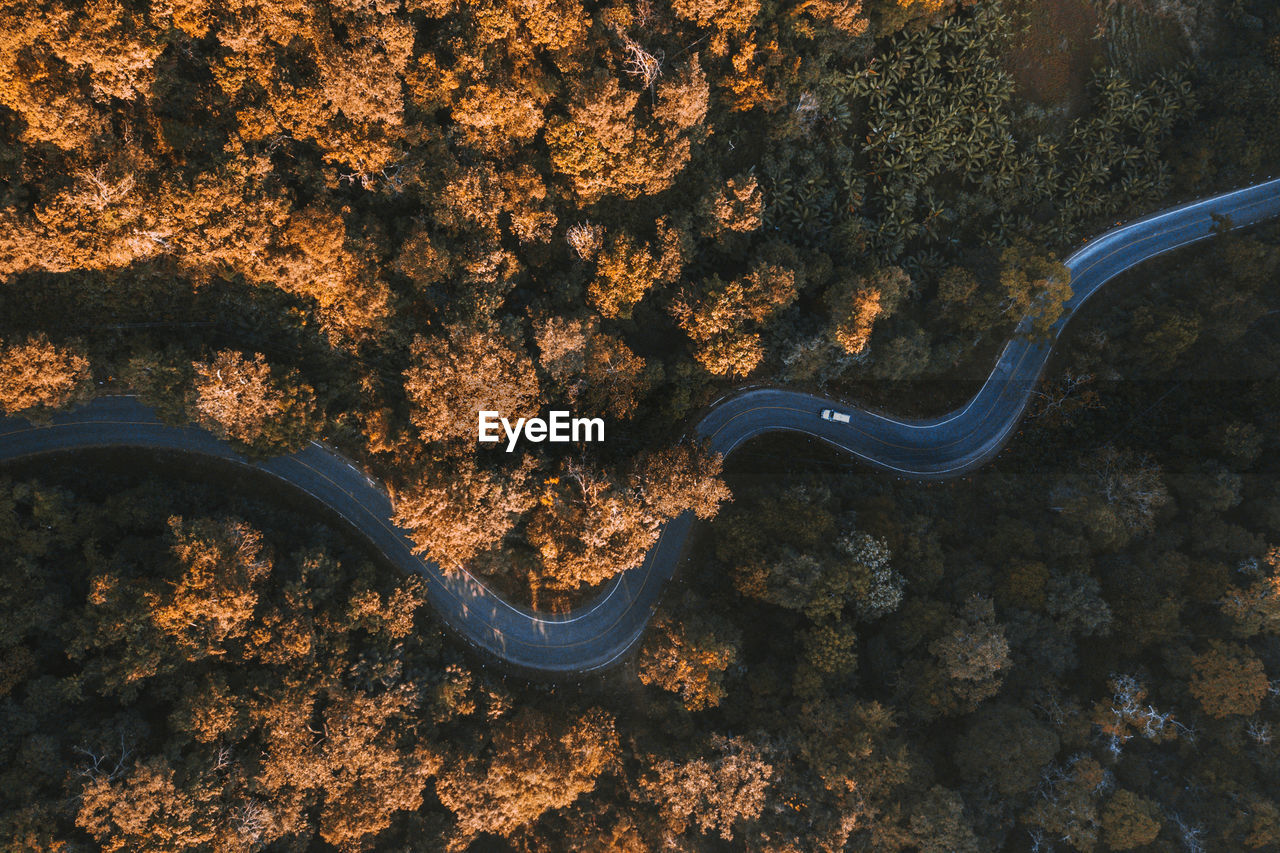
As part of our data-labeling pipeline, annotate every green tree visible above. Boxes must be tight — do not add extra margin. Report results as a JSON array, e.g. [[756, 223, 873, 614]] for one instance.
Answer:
[[998, 239, 1072, 338], [908, 786, 981, 853], [1101, 790, 1162, 851], [954, 704, 1059, 796]]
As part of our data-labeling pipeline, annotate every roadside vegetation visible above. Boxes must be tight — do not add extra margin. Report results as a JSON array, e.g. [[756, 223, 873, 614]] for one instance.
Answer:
[[5, 224, 1280, 851], [3, 0, 1280, 848], [1, 0, 1277, 601]]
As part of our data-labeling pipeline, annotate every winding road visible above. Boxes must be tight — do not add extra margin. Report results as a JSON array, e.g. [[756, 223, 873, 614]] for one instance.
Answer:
[[3, 178, 1280, 673]]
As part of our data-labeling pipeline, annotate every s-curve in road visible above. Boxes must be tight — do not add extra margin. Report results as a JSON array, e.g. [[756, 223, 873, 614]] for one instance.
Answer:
[[3, 178, 1280, 674], [697, 178, 1280, 477]]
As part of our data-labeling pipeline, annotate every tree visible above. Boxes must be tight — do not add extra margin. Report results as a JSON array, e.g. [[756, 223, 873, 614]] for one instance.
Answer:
[[629, 442, 731, 522], [1061, 445, 1170, 548], [906, 595, 1011, 718], [954, 704, 1059, 796], [191, 351, 317, 454], [53, 0, 163, 102], [1133, 306, 1200, 374], [200, 0, 414, 178], [654, 57, 711, 132], [168, 673, 242, 745], [1090, 674, 1181, 757], [1085, 449, 1169, 534], [825, 266, 911, 356], [723, 495, 901, 624], [638, 606, 740, 711], [403, 322, 541, 445], [1189, 641, 1269, 719], [908, 786, 980, 853], [434, 708, 618, 848], [869, 323, 933, 380], [639, 735, 773, 841], [672, 255, 799, 376], [534, 315, 654, 419], [670, 0, 760, 32], [800, 619, 859, 677], [1239, 798, 1280, 849], [512, 0, 592, 55], [299, 688, 439, 850], [213, 204, 392, 345], [0, 9, 107, 149], [1102, 790, 1162, 851], [529, 445, 728, 589], [578, 332, 653, 421], [120, 347, 196, 424], [527, 459, 661, 589], [450, 79, 547, 156], [390, 454, 537, 567], [1045, 571, 1113, 637], [999, 239, 1072, 338], [1023, 756, 1107, 853], [0, 334, 92, 417], [147, 516, 272, 660], [76, 758, 212, 853], [246, 680, 437, 851], [700, 174, 763, 237], [937, 265, 978, 307], [930, 597, 1010, 690], [589, 229, 682, 319], [828, 286, 884, 356], [1220, 546, 1280, 637], [0, 462, 456, 850], [545, 70, 695, 203]]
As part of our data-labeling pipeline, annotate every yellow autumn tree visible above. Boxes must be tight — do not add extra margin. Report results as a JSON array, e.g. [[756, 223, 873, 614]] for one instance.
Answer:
[[148, 517, 272, 659], [391, 454, 538, 567], [589, 227, 684, 319], [673, 256, 798, 376], [434, 708, 619, 849], [0, 334, 92, 417], [402, 322, 542, 445], [638, 609, 739, 711], [190, 351, 317, 454]]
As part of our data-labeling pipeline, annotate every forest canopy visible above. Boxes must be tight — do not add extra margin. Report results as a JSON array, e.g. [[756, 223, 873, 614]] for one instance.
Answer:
[[1, 0, 1278, 600], [3, 0, 1280, 849]]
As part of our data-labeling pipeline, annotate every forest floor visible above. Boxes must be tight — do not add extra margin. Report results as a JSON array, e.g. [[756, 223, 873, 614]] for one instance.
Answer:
[[1006, 0, 1103, 115]]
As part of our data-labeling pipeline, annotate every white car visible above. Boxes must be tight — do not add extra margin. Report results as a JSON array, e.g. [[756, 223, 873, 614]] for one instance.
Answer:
[[821, 408, 851, 424]]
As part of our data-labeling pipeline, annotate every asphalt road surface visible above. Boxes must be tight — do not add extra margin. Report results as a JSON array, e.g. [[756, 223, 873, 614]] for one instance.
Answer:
[[3, 178, 1279, 674]]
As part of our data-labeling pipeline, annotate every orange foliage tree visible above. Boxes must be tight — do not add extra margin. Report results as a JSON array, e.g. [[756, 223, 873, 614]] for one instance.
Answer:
[[0, 334, 92, 417], [1189, 641, 1270, 719], [672, 255, 799, 377], [434, 708, 619, 849], [391, 454, 538, 567], [638, 607, 740, 711], [528, 444, 729, 589], [403, 322, 542, 445], [191, 351, 317, 454]]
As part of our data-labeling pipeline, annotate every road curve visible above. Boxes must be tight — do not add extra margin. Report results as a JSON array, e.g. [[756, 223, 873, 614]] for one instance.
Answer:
[[3, 178, 1280, 673]]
